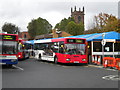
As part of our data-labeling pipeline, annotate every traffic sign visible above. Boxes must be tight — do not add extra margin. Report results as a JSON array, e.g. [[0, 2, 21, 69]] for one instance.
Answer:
[[101, 39, 106, 46]]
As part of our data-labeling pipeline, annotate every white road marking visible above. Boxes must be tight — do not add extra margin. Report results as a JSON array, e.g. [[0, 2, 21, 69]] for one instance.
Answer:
[[106, 68, 117, 71], [88, 65, 103, 68], [12, 65, 24, 71], [102, 75, 120, 81], [88, 65, 118, 71], [61, 66, 69, 68]]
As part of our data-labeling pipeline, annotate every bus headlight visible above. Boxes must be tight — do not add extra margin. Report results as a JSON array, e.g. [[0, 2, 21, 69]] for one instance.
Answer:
[[18, 55, 21, 57], [82, 59, 86, 61], [11, 59, 16, 62], [66, 59, 70, 61]]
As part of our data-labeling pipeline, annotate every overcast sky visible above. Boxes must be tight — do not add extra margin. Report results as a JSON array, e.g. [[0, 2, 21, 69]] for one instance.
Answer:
[[0, 0, 119, 32]]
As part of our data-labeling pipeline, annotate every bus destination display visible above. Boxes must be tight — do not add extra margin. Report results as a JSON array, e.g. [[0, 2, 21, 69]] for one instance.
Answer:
[[0, 35, 16, 40], [67, 39, 85, 43]]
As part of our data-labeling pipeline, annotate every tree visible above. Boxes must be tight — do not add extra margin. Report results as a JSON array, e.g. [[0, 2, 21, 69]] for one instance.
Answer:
[[2, 22, 20, 34], [103, 17, 118, 32], [27, 17, 52, 39], [117, 19, 120, 33], [85, 13, 119, 34], [54, 17, 74, 31], [54, 17, 84, 35], [66, 21, 84, 35]]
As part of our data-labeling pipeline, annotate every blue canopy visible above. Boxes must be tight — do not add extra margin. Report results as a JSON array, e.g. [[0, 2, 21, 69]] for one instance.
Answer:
[[68, 31, 120, 41], [92, 31, 120, 41], [25, 31, 120, 44]]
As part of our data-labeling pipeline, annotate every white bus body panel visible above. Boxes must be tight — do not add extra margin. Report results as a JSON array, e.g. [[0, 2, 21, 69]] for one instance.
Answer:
[[34, 50, 55, 62]]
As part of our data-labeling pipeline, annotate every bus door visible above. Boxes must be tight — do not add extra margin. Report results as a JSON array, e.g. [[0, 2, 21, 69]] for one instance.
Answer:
[[42, 43, 55, 62], [55, 42, 68, 63]]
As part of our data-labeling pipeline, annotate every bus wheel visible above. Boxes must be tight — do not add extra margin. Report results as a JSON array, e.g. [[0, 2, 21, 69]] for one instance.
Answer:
[[54, 57, 58, 64], [7, 64, 12, 68], [39, 54, 42, 61]]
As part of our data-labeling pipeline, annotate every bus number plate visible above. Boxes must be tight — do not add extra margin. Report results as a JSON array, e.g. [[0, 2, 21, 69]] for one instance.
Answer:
[[74, 61, 79, 63]]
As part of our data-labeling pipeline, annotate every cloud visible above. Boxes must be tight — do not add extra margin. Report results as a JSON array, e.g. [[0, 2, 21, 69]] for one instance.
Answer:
[[0, 0, 119, 32]]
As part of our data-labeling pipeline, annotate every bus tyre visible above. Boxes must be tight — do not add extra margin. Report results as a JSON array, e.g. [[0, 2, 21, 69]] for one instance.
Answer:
[[7, 64, 12, 67], [54, 57, 58, 64], [39, 54, 42, 61]]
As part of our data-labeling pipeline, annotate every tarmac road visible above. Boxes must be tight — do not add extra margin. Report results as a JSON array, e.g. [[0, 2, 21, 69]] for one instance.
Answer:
[[1, 58, 119, 88]]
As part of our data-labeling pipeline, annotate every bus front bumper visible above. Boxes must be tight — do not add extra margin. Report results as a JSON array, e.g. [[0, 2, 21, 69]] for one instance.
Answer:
[[0, 59, 18, 65]]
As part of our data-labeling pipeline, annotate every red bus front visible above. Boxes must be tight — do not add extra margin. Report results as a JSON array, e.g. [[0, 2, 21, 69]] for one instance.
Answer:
[[52, 38, 88, 64]]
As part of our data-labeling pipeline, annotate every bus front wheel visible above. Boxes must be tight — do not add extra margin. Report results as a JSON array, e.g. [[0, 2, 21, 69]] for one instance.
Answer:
[[39, 54, 42, 61], [7, 64, 13, 67], [54, 57, 58, 64]]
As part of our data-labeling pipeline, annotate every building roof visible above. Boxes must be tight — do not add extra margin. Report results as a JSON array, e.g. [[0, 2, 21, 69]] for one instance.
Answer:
[[34, 33, 53, 40]]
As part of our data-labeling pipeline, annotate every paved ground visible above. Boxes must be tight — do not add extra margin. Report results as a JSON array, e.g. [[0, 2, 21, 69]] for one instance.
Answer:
[[1, 58, 120, 88]]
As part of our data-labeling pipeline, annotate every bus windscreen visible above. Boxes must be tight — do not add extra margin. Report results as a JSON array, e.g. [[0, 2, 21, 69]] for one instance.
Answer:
[[1, 41, 18, 54]]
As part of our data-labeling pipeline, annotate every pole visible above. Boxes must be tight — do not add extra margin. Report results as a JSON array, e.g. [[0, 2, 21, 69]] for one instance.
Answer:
[[102, 44, 104, 61], [102, 33, 105, 62]]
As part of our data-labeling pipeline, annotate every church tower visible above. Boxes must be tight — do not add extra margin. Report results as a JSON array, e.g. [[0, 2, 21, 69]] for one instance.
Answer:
[[71, 6, 85, 25]]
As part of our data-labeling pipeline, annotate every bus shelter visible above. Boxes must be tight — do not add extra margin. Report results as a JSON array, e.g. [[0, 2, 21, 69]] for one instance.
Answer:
[[69, 31, 120, 64]]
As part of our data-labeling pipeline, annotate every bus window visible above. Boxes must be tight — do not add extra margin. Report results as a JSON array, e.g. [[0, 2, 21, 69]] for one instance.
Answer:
[[59, 42, 65, 54], [64, 44, 85, 55], [18, 43, 23, 52], [2, 41, 17, 54], [51, 42, 59, 53]]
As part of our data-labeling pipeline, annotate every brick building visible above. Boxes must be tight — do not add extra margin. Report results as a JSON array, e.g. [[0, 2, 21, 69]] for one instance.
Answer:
[[18, 32, 31, 41], [34, 30, 72, 40]]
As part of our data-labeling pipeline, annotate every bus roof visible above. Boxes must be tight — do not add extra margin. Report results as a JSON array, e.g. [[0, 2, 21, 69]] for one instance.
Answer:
[[34, 37, 86, 44], [52, 37, 86, 42], [0, 33, 18, 36], [0, 33, 18, 41], [34, 38, 52, 43]]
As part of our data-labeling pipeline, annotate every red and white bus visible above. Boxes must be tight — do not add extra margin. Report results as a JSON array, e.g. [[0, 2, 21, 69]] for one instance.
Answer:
[[0, 33, 18, 66], [18, 39, 30, 60], [34, 38, 88, 64]]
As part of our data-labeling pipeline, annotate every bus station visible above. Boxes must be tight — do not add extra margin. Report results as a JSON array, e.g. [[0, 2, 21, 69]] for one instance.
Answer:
[[26, 31, 120, 70], [0, 1, 120, 89], [1, 31, 120, 89]]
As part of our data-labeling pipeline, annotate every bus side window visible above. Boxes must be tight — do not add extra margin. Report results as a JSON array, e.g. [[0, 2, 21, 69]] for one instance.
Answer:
[[51, 42, 59, 53], [59, 44, 64, 54], [59, 41, 65, 54]]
